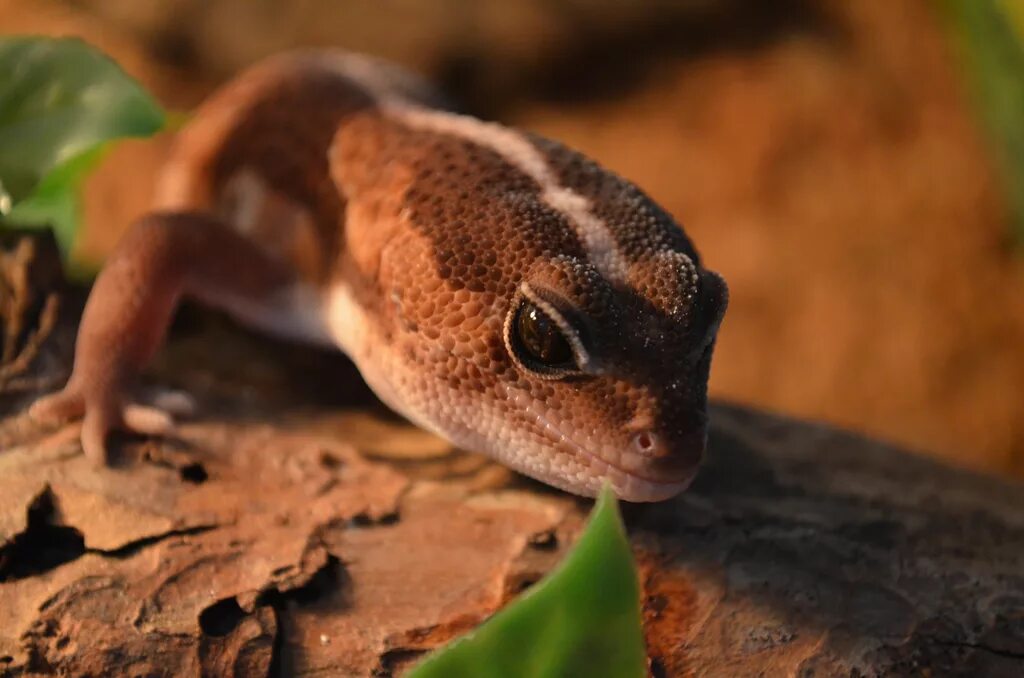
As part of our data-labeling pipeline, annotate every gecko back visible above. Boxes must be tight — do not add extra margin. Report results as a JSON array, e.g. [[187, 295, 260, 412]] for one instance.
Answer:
[[155, 52, 446, 286]]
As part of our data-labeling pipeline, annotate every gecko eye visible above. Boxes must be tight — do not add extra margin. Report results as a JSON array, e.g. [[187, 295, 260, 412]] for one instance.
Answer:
[[512, 302, 576, 372]]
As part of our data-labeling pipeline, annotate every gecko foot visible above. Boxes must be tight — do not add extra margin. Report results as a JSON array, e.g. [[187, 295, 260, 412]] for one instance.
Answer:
[[29, 383, 194, 465]]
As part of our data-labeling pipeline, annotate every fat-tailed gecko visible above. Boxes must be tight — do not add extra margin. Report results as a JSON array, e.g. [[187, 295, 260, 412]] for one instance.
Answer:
[[29, 51, 728, 502]]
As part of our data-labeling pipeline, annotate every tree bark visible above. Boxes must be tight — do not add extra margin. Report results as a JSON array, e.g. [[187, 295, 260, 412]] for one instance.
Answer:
[[1, 233, 1022, 677]]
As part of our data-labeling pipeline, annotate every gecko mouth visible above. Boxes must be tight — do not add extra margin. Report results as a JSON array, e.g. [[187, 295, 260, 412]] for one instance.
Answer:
[[547, 430, 697, 502], [499, 384, 698, 502]]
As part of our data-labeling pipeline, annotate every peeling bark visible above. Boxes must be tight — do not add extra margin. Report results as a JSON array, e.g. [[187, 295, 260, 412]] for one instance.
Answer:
[[1, 232, 1023, 677]]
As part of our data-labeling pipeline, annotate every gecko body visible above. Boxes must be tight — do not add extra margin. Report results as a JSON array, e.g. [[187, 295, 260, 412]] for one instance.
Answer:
[[30, 51, 728, 502]]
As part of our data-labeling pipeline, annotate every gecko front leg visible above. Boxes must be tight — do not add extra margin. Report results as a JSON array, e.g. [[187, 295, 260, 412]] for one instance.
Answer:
[[30, 211, 294, 464]]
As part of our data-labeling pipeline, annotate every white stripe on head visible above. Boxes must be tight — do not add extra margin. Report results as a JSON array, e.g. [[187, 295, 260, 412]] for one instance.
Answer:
[[386, 106, 630, 283]]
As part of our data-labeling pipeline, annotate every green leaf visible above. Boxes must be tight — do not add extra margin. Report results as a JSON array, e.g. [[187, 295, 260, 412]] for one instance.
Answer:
[[0, 36, 165, 253], [409, 485, 646, 678], [940, 0, 1024, 244], [6, 144, 107, 258]]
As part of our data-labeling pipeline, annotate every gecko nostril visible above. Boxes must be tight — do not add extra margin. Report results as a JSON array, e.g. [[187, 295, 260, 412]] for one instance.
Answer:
[[632, 431, 668, 458]]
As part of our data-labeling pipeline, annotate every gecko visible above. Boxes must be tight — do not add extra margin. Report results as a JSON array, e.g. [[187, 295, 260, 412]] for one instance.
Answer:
[[28, 50, 728, 502]]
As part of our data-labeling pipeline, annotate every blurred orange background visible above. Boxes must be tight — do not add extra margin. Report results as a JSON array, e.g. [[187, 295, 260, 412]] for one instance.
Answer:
[[4, 0, 1023, 477]]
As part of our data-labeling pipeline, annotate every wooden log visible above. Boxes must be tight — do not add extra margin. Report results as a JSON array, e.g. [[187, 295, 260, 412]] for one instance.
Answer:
[[1, 232, 1022, 677]]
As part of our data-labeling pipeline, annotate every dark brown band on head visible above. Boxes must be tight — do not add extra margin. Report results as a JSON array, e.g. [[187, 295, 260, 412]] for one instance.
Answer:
[[335, 113, 591, 296], [530, 135, 701, 266]]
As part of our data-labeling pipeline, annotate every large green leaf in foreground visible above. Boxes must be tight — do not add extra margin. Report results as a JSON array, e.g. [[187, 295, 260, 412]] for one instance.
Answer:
[[0, 36, 165, 253], [409, 486, 646, 678]]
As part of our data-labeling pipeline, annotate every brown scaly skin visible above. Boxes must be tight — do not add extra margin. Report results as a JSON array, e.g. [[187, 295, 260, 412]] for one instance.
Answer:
[[30, 51, 728, 502]]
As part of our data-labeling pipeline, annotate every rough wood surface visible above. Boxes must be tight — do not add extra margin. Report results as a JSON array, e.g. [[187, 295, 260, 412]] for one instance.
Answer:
[[1, 234, 1023, 677]]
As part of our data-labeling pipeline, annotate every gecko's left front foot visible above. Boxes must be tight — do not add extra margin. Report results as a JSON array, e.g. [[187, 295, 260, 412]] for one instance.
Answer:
[[24, 210, 285, 466], [29, 382, 195, 464]]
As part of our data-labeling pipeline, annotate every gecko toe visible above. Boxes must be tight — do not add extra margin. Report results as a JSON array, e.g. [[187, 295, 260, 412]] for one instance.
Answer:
[[28, 387, 85, 425], [140, 388, 196, 418], [81, 407, 115, 465], [122, 403, 176, 435]]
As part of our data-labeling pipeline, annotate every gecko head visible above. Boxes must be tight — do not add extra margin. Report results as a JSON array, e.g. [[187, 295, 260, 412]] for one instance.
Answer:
[[358, 116, 728, 501], [384, 244, 729, 500], [486, 253, 728, 501], [378, 215, 728, 503]]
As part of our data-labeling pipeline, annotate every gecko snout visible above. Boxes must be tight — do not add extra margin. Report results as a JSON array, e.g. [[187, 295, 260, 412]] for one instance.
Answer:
[[626, 421, 707, 481], [631, 428, 704, 467]]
